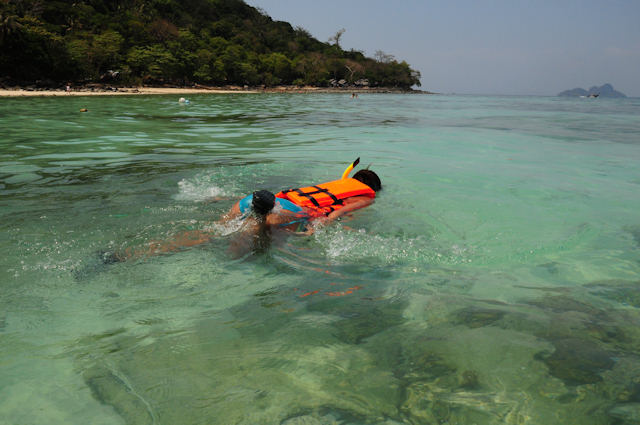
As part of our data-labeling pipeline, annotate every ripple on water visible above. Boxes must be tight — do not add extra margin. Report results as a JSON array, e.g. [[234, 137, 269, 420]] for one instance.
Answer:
[[2, 94, 640, 425]]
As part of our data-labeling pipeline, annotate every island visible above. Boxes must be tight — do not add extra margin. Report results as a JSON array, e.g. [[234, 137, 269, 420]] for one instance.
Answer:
[[0, 0, 422, 93], [558, 83, 627, 98]]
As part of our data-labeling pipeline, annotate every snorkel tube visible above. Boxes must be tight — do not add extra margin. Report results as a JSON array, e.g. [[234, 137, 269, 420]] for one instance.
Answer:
[[341, 157, 360, 180]]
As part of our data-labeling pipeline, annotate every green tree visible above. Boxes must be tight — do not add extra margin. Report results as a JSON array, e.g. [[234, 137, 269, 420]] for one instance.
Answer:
[[0, 15, 71, 81], [0, 0, 423, 88], [193, 48, 226, 83], [260, 52, 292, 85], [127, 44, 179, 81], [66, 30, 123, 79], [93, 30, 124, 71], [0, 11, 22, 43]]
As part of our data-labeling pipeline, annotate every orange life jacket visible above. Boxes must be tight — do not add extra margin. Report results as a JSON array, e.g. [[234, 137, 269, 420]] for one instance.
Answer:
[[276, 178, 375, 217]]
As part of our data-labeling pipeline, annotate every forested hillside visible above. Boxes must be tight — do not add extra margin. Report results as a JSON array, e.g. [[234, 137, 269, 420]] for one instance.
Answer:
[[0, 0, 421, 88]]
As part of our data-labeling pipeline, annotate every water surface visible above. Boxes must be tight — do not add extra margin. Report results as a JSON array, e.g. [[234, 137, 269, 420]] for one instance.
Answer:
[[1, 93, 640, 424]]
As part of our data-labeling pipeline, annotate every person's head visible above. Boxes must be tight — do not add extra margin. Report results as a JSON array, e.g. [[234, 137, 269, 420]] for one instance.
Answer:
[[353, 169, 382, 192], [251, 190, 276, 216]]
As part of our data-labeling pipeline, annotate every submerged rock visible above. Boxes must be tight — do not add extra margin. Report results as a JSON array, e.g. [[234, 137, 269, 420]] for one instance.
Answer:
[[608, 403, 640, 423], [400, 350, 457, 383], [281, 415, 324, 425], [586, 280, 640, 308], [619, 383, 640, 403], [75, 303, 402, 424], [584, 320, 628, 345], [401, 380, 503, 425], [333, 307, 404, 344], [535, 338, 615, 386], [624, 225, 640, 248], [528, 295, 601, 316], [308, 297, 406, 345], [527, 291, 635, 351], [453, 306, 505, 328], [458, 370, 480, 390], [281, 406, 400, 425], [536, 261, 561, 275], [83, 365, 154, 425]]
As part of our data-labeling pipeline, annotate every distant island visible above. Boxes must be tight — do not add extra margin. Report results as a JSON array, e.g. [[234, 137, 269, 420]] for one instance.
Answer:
[[558, 83, 626, 98], [0, 0, 421, 91]]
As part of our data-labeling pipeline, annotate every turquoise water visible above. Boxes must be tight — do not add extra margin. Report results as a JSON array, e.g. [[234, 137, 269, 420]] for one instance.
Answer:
[[1, 93, 640, 424]]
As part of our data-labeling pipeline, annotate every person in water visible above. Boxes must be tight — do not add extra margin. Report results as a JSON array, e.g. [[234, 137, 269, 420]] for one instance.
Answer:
[[223, 168, 382, 233], [105, 162, 381, 261]]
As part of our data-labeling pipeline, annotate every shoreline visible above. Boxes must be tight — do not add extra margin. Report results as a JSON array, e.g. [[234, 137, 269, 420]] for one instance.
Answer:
[[0, 85, 430, 97]]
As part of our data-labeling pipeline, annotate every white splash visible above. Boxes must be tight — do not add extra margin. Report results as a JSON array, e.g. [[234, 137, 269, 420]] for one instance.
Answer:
[[313, 225, 471, 266], [203, 216, 245, 236], [174, 178, 229, 202]]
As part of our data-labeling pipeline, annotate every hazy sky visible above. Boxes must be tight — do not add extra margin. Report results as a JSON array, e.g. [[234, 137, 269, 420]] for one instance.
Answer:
[[245, 0, 640, 96]]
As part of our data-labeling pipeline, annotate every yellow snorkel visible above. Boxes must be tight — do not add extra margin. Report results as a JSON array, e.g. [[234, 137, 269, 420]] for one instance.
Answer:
[[341, 157, 360, 180]]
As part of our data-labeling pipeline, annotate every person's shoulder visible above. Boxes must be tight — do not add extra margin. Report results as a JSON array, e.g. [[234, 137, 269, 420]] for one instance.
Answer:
[[265, 213, 290, 226]]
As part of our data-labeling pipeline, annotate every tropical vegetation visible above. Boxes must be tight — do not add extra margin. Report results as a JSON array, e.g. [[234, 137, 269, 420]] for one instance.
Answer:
[[0, 0, 421, 88]]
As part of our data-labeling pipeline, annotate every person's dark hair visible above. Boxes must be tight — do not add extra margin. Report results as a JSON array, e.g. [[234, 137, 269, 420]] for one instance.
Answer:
[[251, 190, 276, 216], [353, 169, 382, 192]]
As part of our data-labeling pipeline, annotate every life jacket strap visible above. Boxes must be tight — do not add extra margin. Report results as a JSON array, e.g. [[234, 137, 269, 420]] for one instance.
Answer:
[[324, 206, 336, 216], [282, 185, 344, 208]]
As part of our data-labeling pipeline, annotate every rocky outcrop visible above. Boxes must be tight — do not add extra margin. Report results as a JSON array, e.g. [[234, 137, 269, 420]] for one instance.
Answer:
[[558, 83, 626, 98]]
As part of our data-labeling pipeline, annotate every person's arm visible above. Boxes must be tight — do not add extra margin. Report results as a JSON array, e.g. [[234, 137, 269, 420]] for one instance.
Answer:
[[216, 200, 242, 224], [326, 196, 374, 222]]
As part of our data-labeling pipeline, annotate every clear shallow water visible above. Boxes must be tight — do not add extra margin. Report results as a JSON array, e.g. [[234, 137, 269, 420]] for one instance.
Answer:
[[1, 93, 640, 424]]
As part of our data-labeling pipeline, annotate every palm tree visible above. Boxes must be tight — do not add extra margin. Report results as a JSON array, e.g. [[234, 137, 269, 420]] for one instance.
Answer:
[[0, 12, 22, 43]]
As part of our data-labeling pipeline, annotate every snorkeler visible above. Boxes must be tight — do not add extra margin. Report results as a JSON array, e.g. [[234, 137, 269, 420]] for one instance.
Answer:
[[103, 160, 381, 261], [222, 189, 310, 232], [223, 163, 382, 234], [207, 161, 381, 256]]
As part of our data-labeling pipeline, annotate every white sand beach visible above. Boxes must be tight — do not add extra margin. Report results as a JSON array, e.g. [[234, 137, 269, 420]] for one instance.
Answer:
[[0, 86, 259, 97]]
